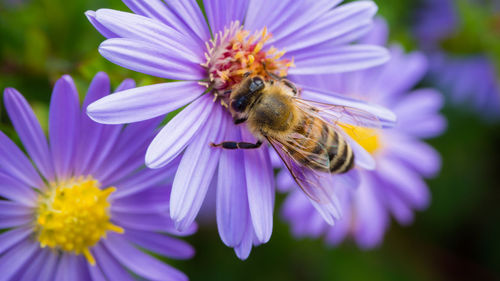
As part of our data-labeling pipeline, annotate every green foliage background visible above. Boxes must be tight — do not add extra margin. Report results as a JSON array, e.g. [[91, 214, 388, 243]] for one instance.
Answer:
[[1, 0, 499, 280]]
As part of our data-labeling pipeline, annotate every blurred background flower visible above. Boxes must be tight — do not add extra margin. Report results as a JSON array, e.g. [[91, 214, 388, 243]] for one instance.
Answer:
[[0, 0, 499, 280], [280, 18, 446, 249]]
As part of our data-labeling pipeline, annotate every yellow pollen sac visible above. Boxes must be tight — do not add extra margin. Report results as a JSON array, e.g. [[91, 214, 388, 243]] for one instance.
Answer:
[[35, 177, 123, 265], [340, 125, 382, 154]]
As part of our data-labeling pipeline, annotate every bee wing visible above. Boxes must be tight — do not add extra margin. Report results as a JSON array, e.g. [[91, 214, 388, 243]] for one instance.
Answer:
[[294, 98, 377, 170], [298, 85, 397, 128], [266, 136, 341, 224], [294, 97, 383, 129]]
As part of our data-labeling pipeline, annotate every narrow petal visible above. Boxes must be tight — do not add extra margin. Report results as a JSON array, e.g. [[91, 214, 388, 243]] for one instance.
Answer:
[[53, 253, 72, 281], [122, 0, 206, 48], [49, 75, 80, 180], [124, 229, 194, 259], [74, 72, 111, 175], [34, 248, 59, 281], [0, 238, 39, 280], [242, 129, 274, 243], [170, 106, 227, 231], [92, 243, 135, 281], [104, 233, 188, 281], [4, 88, 55, 181], [276, 1, 377, 52], [289, 45, 390, 75], [87, 81, 204, 124], [0, 214, 32, 228], [0, 226, 33, 255], [233, 216, 254, 260], [111, 212, 174, 232], [216, 120, 249, 247], [18, 248, 51, 281], [87, 262, 108, 281], [0, 131, 44, 189], [85, 10, 118, 38], [165, 0, 211, 43], [0, 171, 38, 206], [95, 9, 202, 61], [203, 0, 249, 34], [146, 94, 215, 168], [99, 38, 205, 81], [0, 201, 33, 216]]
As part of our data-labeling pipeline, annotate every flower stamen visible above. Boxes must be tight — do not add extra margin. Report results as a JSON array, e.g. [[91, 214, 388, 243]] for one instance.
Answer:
[[35, 177, 123, 265]]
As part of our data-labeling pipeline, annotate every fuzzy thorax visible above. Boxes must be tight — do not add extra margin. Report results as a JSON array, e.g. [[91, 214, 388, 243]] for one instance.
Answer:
[[35, 177, 123, 265]]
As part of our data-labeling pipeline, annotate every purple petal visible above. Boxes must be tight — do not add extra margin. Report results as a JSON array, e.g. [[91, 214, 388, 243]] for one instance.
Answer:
[[0, 201, 33, 216], [53, 253, 73, 281], [204, 0, 249, 34], [124, 229, 194, 259], [4, 88, 55, 182], [74, 72, 111, 175], [104, 233, 188, 281], [111, 212, 174, 232], [164, 0, 210, 43], [0, 226, 32, 255], [216, 120, 249, 247], [34, 249, 59, 281], [95, 9, 203, 61], [92, 243, 135, 281], [233, 216, 254, 260], [377, 157, 431, 210], [0, 171, 37, 206], [49, 75, 80, 180], [0, 131, 44, 189], [385, 134, 442, 178], [99, 38, 205, 81], [87, 81, 204, 124], [146, 94, 215, 168], [394, 89, 447, 138], [353, 173, 388, 249], [121, 0, 206, 49], [87, 262, 108, 281], [85, 10, 119, 38], [290, 45, 390, 75], [276, 1, 377, 52], [0, 238, 39, 280], [170, 105, 227, 231], [112, 185, 170, 213], [18, 248, 51, 281], [360, 17, 389, 46], [0, 214, 32, 228], [241, 129, 274, 243]]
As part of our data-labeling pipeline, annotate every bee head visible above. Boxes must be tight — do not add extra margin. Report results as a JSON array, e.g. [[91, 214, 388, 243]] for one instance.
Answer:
[[229, 76, 265, 124]]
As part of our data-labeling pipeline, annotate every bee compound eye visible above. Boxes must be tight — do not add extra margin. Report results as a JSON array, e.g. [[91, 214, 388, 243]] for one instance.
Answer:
[[231, 99, 245, 112]]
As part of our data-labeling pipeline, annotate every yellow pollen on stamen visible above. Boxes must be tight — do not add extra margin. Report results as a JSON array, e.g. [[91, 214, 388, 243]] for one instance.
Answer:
[[203, 21, 294, 99], [35, 177, 123, 265], [340, 124, 382, 154]]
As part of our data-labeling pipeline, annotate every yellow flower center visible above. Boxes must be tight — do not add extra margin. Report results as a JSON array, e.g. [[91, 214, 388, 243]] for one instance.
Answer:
[[35, 177, 123, 265], [340, 124, 381, 154], [202, 21, 294, 105]]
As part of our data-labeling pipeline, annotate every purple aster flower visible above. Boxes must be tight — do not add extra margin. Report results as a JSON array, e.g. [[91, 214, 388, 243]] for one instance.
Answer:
[[280, 19, 446, 248], [429, 52, 500, 120], [85, 0, 394, 258], [413, 0, 458, 50], [0, 73, 193, 281]]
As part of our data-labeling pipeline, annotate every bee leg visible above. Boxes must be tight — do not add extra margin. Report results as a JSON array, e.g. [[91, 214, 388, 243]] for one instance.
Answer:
[[243, 71, 252, 78], [281, 79, 298, 96], [262, 62, 284, 81], [211, 140, 263, 150]]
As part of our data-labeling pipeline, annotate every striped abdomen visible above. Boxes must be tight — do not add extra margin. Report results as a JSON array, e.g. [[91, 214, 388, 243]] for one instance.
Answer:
[[289, 114, 354, 174]]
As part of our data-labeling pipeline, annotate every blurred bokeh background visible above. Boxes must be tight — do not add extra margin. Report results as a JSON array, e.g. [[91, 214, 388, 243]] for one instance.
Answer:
[[1, 0, 499, 280]]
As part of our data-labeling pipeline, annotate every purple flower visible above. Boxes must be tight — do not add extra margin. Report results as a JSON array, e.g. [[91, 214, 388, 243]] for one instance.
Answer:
[[429, 52, 500, 119], [85, 0, 394, 258], [0, 73, 193, 281], [280, 19, 446, 248], [413, 0, 458, 50]]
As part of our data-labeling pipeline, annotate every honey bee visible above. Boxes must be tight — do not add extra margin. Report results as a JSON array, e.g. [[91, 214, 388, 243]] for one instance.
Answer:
[[211, 73, 393, 204]]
